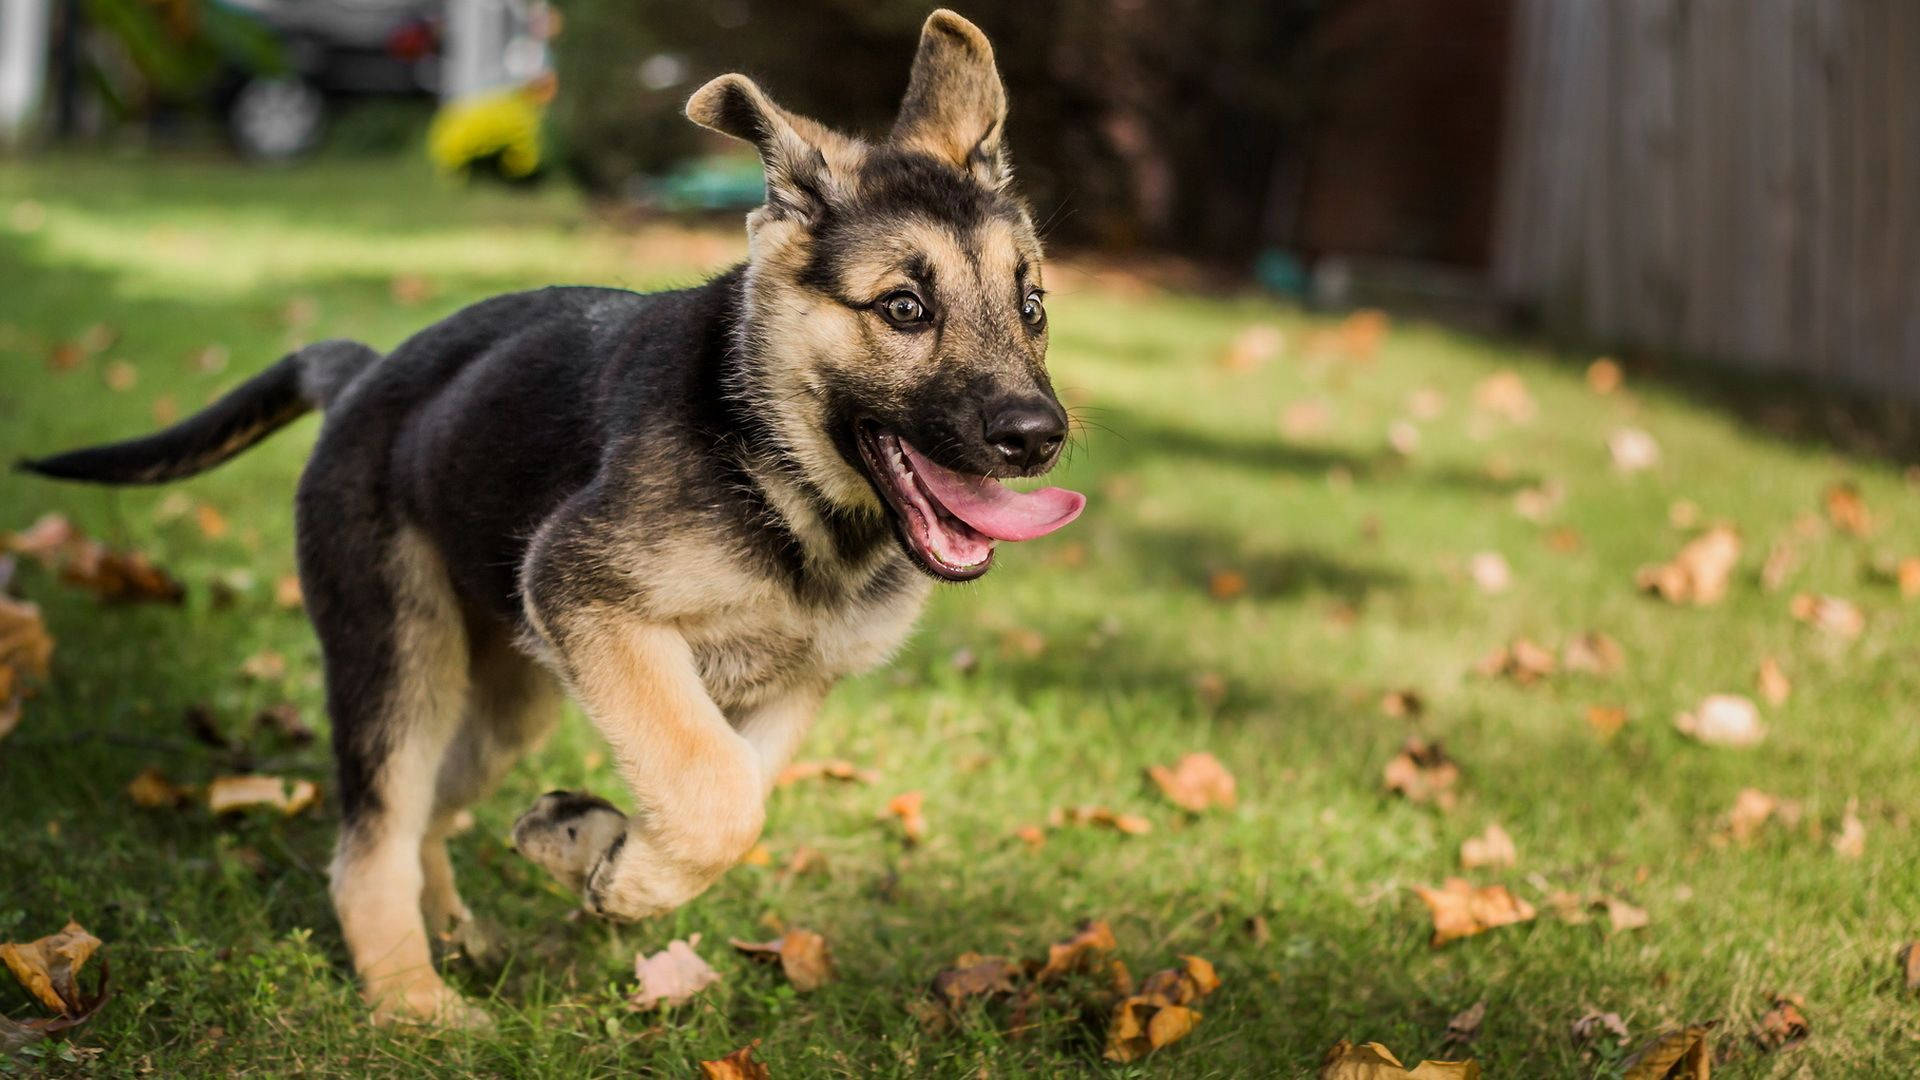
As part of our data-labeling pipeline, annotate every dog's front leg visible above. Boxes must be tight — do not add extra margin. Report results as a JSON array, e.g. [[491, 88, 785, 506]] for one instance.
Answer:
[[516, 620, 765, 919]]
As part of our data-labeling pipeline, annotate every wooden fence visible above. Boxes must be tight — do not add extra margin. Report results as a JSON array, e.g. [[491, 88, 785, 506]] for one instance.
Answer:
[[1492, 0, 1920, 399]]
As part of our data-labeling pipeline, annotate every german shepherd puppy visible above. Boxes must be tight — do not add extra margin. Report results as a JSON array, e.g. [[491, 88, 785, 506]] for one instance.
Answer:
[[21, 10, 1083, 1025]]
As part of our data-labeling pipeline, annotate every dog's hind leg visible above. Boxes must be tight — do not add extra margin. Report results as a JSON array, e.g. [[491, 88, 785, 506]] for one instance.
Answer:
[[421, 630, 563, 960], [302, 515, 486, 1027]]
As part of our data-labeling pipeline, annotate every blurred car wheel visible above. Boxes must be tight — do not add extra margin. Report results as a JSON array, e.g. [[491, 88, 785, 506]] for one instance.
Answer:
[[228, 76, 327, 160]]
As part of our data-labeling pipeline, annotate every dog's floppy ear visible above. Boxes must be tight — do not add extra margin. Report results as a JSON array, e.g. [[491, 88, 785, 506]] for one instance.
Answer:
[[889, 9, 1010, 189], [686, 73, 859, 221]]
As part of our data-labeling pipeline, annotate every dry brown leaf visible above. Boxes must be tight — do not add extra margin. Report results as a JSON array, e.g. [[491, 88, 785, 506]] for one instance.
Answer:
[[1562, 631, 1624, 676], [1444, 999, 1486, 1045], [273, 574, 304, 610], [1621, 1024, 1712, 1079], [0, 594, 54, 741], [997, 626, 1047, 658], [4, 513, 183, 603], [1468, 552, 1510, 594], [1726, 788, 1780, 844], [194, 503, 228, 540], [930, 954, 1019, 1008], [1381, 689, 1425, 718], [255, 703, 314, 744], [1760, 539, 1800, 592], [1415, 878, 1536, 946], [1756, 658, 1791, 706], [1386, 421, 1421, 457], [1473, 371, 1534, 423], [1476, 638, 1556, 685], [1832, 800, 1865, 859], [1513, 481, 1564, 522], [1459, 823, 1517, 870], [239, 649, 286, 681], [1013, 823, 1046, 849], [151, 394, 178, 425], [1221, 324, 1284, 372], [1208, 569, 1248, 601], [1103, 955, 1220, 1062], [1752, 993, 1808, 1052], [1637, 526, 1741, 606], [1823, 482, 1872, 536], [1383, 739, 1461, 811], [1674, 695, 1764, 748], [884, 790, 926, 844], [1147, 751, 1238, 812], [1317, 1040, 1482, 1078], [103, 360, 138, 392], [774, 759, 879, 788], [1571, 1009, 1631, 1047], [1033, 920, 1118, 981], [205, 774, 318, 816], [0, 921, 102, 1015], [699, 1040, 771, 1080], [1586, 705, 1628, 741], [1608, 428, 1661, 473], [1897, 942, 1920, 992], [1588, 357, 1623, 394], [1898, 557, 1920, 601], [1789, 593, 1864, 639], [1408, 387, 1447, 420], [126, 766, 194, 809], [1049, 805, 1153, 835], [1281, 400, 1333, 439], [389, 273, 438, 307], [1604, 896, 1651, 934], [730, 928, 832, 992], [1542, 890, 1592, 925], [629, 935, 721, 1011]]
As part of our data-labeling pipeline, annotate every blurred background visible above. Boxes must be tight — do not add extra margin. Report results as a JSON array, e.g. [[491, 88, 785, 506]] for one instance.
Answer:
[[2, 0, 1914, 401]]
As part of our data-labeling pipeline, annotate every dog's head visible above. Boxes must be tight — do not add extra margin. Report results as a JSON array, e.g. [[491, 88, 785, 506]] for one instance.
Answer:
[[689, 9, 1083, 582]]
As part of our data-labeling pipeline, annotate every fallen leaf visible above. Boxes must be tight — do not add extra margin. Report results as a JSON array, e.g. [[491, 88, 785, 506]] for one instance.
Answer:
[[1608, 428, 1660, 472], [1317, 1040, 1481, 1078], [126, 766, 194, 808], [1832, 800, 1865, 859], [1459, 823, 1517, 870], [1473, 371, 1535, 423], [0, 921, 102, 1015], [1897, 942, 1920, 992], [1637, 526, 1741, 606], [389, 273, 438, 307], [194, 503, 228, 540], [103, 360, 138, 392], [1383, 739, 1461, 811], [1513, 481, 1564, 522], [1103, 955, 1220, 1062], [255, 703, 314, 744], [1562, 631, 1624, 676], [239, 649, 287, 681], [1585, 705, 1628, 740], [1898, 557, 1920, 601], [1208, 569, 1248, 600], [1542, 890, 1593, 925], [1752, 993, 1807, 1052], [1674, 695, 1764, 748], [1756, 658, 1791, 706], [699, 1040, 771, 1080], [1669, 499, 1701, 529], [731, 928, 833, 992], [1476, 638, 1556, 685], [629, 935, 721, 1011], [1621, 1024, 1712, 1079], [1544, 527, 1584, 553], [1444, 1000, 1486, 1045], [1013, 823, 1046, 848], [1823, 482, 1872, 536], [1468, 552, 1510, 594], [1387, 421, 1421, 457], [884, 790, 926, 844], [1408, 387, 1447, 420], [1147, 751, 1237, 812], [930, 953, 1019, 1008], [775, 759, 879, 788], [1048, 805, 1153, 835], [1604, 896, 1650, 933], [0, 593, 54, 740], [1415, 878, 1536, 946], [1381, 689, 1424, 718], [1587, 358, 1623, 393], [1221, 324, 1284, 371], [281, 296, 319, 329], [1726, 788, 1780, 844], [1034, 920, 1118, 981], [1789, 593, 1864, 639], [1760, 539, 1800, 592], [273, 574, 304, 610], [151, 394, 178, 425], [1571, 1009, 1632, 1047], [1281, 399, 1333, 439], [205, 774, 318, 816], [997, 626, 1047, 659]]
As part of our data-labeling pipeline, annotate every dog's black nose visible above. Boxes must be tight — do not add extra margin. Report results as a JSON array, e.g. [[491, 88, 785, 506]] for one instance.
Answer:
[[983, 400, 1066, 471]]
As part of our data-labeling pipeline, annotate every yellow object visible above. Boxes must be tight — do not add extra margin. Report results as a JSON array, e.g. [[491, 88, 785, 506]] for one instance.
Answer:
[[428, 89, 544, 178]]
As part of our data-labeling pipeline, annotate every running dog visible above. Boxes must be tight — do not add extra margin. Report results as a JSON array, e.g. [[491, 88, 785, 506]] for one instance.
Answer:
[[21, 10, 1082, 1025]]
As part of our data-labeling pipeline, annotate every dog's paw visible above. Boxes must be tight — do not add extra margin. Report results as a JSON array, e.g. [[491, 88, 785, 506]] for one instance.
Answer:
[[434, 913, 507, 969], [511, 790, 628, 896], [368, 977, 493, 1029]]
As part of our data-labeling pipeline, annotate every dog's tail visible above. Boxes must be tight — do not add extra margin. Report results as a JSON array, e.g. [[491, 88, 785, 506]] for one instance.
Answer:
[[17, 339, 379, 486]]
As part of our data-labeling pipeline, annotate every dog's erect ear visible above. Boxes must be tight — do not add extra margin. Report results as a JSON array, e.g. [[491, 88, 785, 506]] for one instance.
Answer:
[[889, 10, 1010, 188], [686, 73, 859, 221]]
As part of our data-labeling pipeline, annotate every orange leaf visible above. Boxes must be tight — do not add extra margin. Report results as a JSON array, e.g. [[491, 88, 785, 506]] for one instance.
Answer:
[[1147, 751, 1237, 812], [1414, 878, 1536, 946], [699, 1040, 771, 1080]]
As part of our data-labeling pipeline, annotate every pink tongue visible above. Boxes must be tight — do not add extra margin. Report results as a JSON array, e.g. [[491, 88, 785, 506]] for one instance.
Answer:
[[899, 441, 1086, 542]]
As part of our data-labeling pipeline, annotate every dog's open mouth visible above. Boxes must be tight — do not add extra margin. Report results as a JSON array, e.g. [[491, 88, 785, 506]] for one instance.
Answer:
[[856, 426, 1085, 581]]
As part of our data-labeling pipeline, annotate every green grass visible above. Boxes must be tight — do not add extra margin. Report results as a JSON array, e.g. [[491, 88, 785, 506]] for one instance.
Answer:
[[2, 154, 1918, 1078]]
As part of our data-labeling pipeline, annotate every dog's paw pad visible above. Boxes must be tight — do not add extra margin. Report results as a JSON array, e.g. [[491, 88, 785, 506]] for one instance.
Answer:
[[511, 790, 628, 895]]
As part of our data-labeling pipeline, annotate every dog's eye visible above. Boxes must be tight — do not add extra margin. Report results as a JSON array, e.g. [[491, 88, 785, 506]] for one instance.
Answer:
[[878, 291, 928, 327], [1020, 290, 1046, 328]]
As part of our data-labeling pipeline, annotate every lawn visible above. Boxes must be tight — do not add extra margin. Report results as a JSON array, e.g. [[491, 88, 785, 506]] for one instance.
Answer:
[[2, 154, 1917, 1078]]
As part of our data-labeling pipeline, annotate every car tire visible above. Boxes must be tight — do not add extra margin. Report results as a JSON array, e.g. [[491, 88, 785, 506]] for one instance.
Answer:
[[227, 76, 327, 161]]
